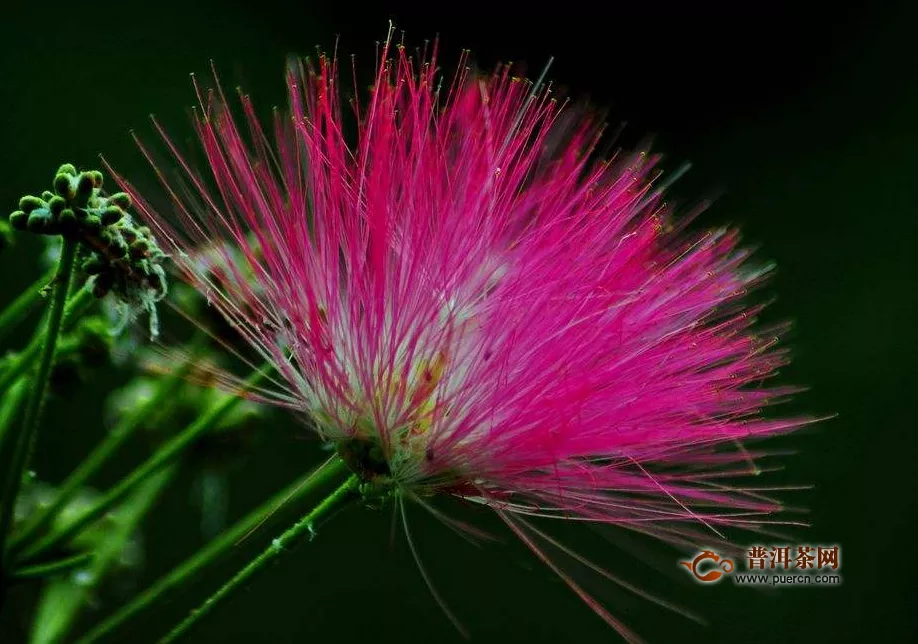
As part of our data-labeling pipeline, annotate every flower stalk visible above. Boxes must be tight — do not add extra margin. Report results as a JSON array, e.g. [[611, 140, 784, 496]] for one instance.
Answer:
[[0, 237, 78, 559], [0, 380, 28, 468], [159, 469, 359, 643], [76, 457, 349, 643]]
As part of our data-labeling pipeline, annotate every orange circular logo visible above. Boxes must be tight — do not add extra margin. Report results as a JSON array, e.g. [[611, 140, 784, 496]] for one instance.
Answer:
[[680, 550, 735, 582]]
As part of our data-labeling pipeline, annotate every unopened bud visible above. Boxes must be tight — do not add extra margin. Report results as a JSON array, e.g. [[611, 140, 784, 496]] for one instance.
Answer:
[[58, 209, 77, 233], [18, 196, 44, 214], [84, 214, 102, 233], [75, 172, 95, 206], [9, 211, 28, 230], [48, 196, 66, 216], [53, 173, 74, 199], [129, 239, 150, 259], [109, 192, 132, 209], [101, 206, 123, 226]]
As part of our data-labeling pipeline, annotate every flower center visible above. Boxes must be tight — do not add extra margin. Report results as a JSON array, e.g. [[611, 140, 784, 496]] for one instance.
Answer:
[[336, 436, 391, 480]]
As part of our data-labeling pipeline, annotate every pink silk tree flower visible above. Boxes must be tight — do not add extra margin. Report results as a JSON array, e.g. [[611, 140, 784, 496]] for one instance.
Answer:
[[110, 29, 809, 640]]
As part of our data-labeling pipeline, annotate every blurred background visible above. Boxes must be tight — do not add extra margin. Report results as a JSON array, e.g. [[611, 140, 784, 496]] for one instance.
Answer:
[[1, 1, 915, 642]]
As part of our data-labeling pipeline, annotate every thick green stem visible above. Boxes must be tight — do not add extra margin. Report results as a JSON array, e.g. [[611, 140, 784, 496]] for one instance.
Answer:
[[0, 380, 28, 466], [0, 238, 78, 558], [0, 288, 93, 398], [0, 267, 56, 347], [76, 457, 350, 643], [10, 356, 197, 554], [159, 471, 360, 644], [17, 365, 272, 564]]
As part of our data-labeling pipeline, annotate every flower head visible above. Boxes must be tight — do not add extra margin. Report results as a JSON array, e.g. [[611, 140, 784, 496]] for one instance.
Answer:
[[111, 28, 809, 637]]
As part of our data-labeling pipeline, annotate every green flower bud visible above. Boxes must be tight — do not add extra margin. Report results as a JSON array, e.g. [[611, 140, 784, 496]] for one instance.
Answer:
[[56, 163, 77, 177], [53, 173, 74, 199], [84, 214, 102, 233], [109, 239, 128, 258], [129, 239, 150, 259], [48, 196, 66, 216], [18, 195, 44, 214], [75, 172, 95, 206], [58, 209, 77, 233], [109, 192, 132, 209], [26, 213, 47, 233], [9, 211, 28, 230], [90, 170, 103, 188], [101, 206, 123, 226]]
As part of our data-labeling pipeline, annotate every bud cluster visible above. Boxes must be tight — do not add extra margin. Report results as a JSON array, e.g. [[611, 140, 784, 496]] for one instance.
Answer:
[[9, 163, 168, 335]]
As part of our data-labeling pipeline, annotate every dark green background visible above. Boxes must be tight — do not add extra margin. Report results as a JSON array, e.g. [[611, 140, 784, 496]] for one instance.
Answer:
[[1, 1, 915, 642]]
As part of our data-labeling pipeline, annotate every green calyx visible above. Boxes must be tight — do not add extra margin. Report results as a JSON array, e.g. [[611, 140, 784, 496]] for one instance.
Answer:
[[9, 163, 169, 337], [335, 435, 397, 508]]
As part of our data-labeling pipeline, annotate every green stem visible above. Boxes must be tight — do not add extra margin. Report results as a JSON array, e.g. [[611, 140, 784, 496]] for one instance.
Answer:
[[76, 457, 350, 643], [9, 358, 196, 554], [11, 551, 94, 581], [0, 267, 56, 347], [0, 238, 77, 558], [0, 379, 28, 465], [0, 288, 93, 398], [159, 471, 360, 644], [17, 365, 272, 564]]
